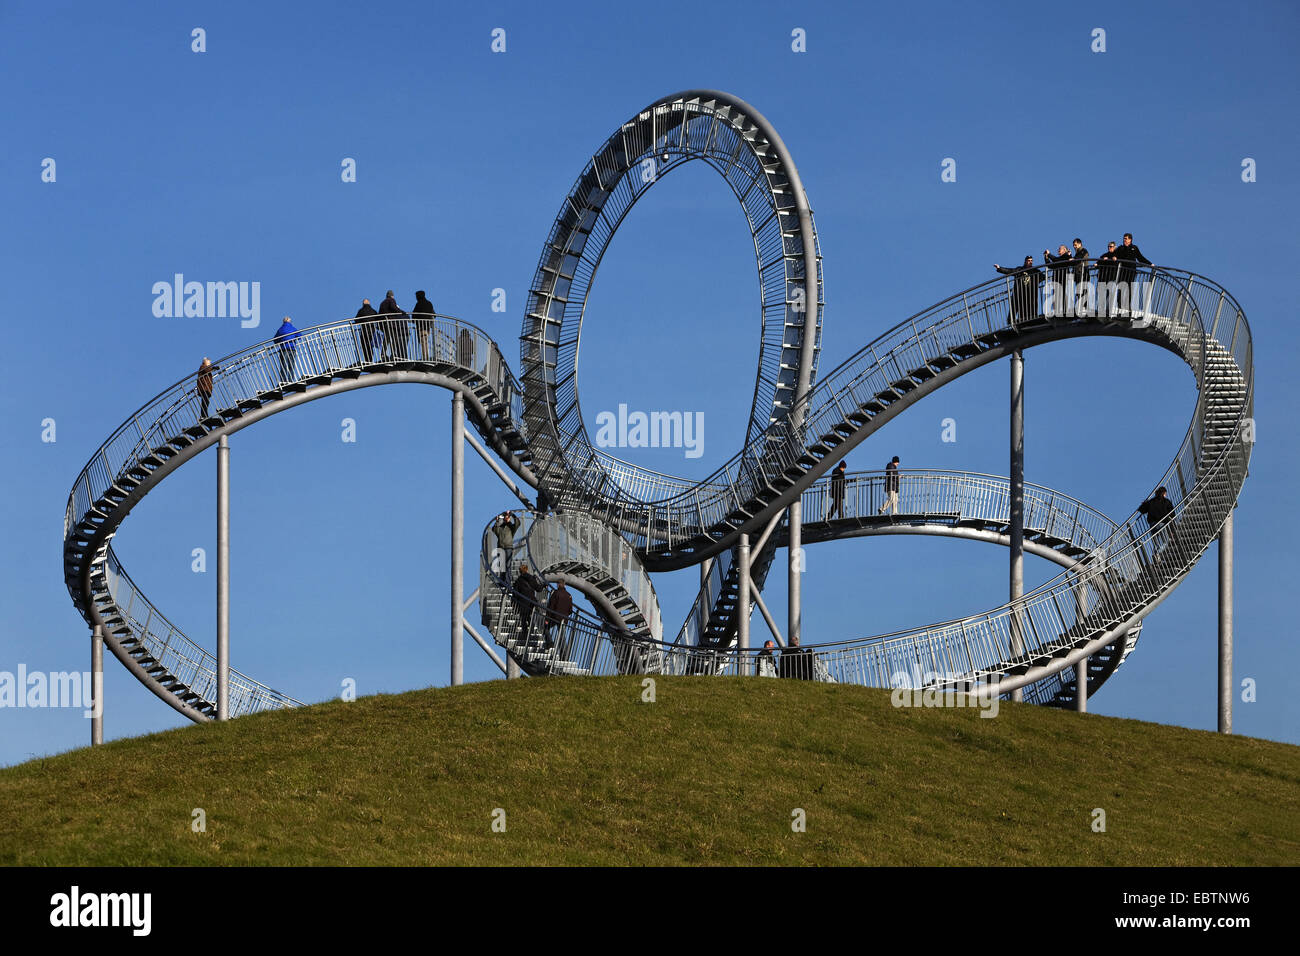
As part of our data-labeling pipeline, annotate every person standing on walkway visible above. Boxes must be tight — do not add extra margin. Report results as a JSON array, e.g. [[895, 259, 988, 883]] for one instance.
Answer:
[[1070, 238, 1091, 314], [354, 298, 379, 363], [1096, 241, 1120, 317], [994, 255, 1042, 323], [827, 460, 848, 520], [274, 316, 301, 384], [1114, 232, 1152, 290], [412, 290, 436, 360], [1044, 244, 1072, 315], [379, 290, 408, 360], [879, 456, 901, 515], [196, 357, 218, 420], [779, 634, 812, 680]]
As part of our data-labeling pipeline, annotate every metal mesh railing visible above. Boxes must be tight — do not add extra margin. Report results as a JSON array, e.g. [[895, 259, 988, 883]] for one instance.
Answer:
[[100, 550, 300, 715]]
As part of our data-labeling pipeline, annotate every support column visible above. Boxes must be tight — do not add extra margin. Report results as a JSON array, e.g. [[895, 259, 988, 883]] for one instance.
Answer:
[[91, 624, 103, 745], [1009, 350, 1025, 703], [699, 556, 713, 634], [217, 435, 230, 720], [1218, 510, 1233, 734], [1075, 657, 1087, 713], [737, 533, 751, 674], [451, 392, 465, 687], [788, 498, 802, 650]]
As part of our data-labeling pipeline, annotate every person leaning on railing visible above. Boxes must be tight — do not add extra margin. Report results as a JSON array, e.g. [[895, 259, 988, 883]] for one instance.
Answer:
[[993, 254, 1042, 323]]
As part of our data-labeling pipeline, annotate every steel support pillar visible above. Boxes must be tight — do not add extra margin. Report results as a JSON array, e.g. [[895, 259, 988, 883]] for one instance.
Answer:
[[91, 624, 103, 745], [1009, 349, 1025, 703], [451, 392, 465, 686], [217, 434, 230, 720], [737, 532, 751, 673], [1218, 510, 1233, 734], [700, 556, 713, 634], [788, 499, 802, 649], [1075, 657, 1087, 713]]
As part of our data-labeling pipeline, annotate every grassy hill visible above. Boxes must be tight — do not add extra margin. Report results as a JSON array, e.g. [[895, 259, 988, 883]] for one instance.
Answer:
[[2, 677, 1297, 866]]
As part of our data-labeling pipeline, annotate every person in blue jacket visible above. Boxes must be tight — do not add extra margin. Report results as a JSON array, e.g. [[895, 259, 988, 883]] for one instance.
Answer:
[[275, 316, 302, 384]]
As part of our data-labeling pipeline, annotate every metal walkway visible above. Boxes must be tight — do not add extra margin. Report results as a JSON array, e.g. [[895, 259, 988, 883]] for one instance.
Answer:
[[62, 90, 1252, 722]]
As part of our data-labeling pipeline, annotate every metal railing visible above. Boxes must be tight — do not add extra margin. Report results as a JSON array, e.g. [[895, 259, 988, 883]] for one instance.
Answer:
[[100, 550, 300, 715]]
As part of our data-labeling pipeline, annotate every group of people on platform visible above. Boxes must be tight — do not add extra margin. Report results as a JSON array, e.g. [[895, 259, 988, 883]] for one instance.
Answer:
[[994, 233, 1153, 320], [193, 291, 467, 407], [351, 290, 444, 364]]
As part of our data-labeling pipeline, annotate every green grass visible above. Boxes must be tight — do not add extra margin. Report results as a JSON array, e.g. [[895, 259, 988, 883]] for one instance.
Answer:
[[2, 677, 1297, 865]]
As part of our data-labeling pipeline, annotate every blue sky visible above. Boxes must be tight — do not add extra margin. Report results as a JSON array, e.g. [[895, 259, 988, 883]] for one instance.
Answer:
[[2, 0, 1297, 766]]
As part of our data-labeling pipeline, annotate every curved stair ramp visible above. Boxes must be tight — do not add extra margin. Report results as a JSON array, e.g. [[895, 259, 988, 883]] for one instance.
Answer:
[[785, 468, 1144, 705], [64, 314, 538, 722], [478, 510, 666, 676], [519, 89, 823, 532]]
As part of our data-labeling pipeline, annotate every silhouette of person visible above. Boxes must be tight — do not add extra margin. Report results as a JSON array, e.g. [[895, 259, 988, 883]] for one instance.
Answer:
[[879, 456, 901, 515]]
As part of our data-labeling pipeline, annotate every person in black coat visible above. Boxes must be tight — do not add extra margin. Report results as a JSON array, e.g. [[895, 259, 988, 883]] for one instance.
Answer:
[[1070, 238, 1090, 286], [378, 290, 408, 360], [994, 255, 1043, 323], [1113, 233, 1152, 289], [1137, 486, 1175, 554], [512, 563, 547, 645], [412, 290, 436, 360], [827, 460, 847, 520], [779, 635, 813, 680], [878, 455, 901, 515], [353, 298, 379, 363], [1095, 241, 1120, 316], [1044, 244, 1072, 316]]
